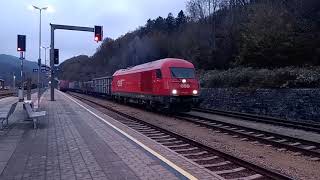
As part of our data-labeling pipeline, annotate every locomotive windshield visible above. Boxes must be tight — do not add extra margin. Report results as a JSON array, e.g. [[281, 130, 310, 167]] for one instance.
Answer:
[[170, 67, 195, 79]]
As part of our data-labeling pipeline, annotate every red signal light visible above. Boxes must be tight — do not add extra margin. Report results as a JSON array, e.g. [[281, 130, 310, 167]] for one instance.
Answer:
[[94, 26, 103, 42], [17, 35, 26, 52]]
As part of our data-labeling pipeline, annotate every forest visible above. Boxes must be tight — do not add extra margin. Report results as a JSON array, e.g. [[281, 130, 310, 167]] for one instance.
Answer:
[[59, 0, 320, 88]]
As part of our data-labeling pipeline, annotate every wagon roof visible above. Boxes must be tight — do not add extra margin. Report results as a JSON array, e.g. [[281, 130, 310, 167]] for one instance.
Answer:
[[113, 58, 194, 76], [92, 76, 112, 80]]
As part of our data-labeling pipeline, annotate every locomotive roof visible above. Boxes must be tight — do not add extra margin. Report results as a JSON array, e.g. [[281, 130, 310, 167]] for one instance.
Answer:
[[113, 58, 194, 76]]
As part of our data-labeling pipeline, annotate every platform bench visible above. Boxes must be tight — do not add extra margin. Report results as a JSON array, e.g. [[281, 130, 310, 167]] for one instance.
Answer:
[[0, 102, 17, 129], [24, 102, 46, 129]]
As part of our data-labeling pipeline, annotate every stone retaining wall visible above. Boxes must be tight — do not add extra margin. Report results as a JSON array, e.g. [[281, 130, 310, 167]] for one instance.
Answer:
[[200, 88, 320, 121]]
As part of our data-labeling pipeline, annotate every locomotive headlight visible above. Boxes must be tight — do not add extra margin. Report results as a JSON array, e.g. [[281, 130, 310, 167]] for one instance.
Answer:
[[172, 89, 178, 95], [182, 79, 187, 83], [193, 90, 198, 95]]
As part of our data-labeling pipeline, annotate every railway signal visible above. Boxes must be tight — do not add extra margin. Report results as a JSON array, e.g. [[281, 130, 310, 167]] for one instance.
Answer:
[[50, 23, 105, 101], [54, 49, 59, 64], [17, 35, 26, 52], [94, 26, 103, 42]]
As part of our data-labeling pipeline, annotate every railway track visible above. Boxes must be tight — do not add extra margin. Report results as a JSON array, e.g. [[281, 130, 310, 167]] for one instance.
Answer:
[[0, 93, 13, 99], [193, 108, 320, 134], [69, 92, 292, 180], [177, 113, 320, 160]]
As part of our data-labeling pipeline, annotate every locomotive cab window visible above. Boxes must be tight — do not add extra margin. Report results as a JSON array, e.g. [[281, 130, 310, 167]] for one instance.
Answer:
[[156, 69, 162, 79], [170, 67, 195, 79]]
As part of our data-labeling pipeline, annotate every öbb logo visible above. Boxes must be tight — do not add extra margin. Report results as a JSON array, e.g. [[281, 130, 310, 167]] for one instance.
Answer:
[[117, 79, 125, 87]]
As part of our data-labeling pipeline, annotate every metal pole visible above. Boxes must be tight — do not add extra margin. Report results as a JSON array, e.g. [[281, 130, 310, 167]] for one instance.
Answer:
[[49, 23, 96, 101], [44, 48, 47, 88], [50, 25, 55, 101], [37, 9, 42, 107], [20, 52, 24, 102], [44, 48, 47, 68], [13, 73, 15, 96]]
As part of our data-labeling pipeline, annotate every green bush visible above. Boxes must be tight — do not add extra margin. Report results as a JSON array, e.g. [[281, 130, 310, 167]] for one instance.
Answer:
[[200, 67, 320, 88]]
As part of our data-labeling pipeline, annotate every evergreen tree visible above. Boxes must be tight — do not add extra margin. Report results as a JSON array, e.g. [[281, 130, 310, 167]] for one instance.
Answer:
[[176, 10, 187, 27], [154, 17, 166, 31], [166, 13, 176, 32]]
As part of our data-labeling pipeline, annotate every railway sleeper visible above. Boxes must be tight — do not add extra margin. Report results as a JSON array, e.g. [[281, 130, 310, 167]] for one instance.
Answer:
[[214, 167, 246, 175], [174, 147, 198, 152], [289, 142, 301, 146], [203, 161, 231, 168], [303, 145, 316, 150], [143, 132, 164, 136], [193, 156, 219, 161], [156, 138, 177, 143], [184, 152, 212, 159], [275, 139, 287, 143], [166, 143, 190, 148], [228, 173, 263, 180], [181, 151, 208, 156], [150, 135, 171, 139], [161, 140, 184, 145]]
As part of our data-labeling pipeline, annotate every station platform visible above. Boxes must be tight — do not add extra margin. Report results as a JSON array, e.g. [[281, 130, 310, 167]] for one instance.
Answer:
[[0, 90, 219, 180]]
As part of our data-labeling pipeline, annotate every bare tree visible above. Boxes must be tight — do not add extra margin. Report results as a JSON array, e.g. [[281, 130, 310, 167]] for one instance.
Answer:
[[186, 0, 221, 49]]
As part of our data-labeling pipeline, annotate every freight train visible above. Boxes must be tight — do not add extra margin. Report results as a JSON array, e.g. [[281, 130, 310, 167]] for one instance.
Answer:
[[59, 58, 200, 112]]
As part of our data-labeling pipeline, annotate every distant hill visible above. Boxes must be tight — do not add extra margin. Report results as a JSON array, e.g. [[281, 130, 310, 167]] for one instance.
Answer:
[[58, 55, 99, 81], [0, 54, 38, 86]]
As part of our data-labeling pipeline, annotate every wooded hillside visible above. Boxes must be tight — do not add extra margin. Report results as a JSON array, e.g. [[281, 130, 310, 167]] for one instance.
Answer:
[[59, 0, 320, 87]]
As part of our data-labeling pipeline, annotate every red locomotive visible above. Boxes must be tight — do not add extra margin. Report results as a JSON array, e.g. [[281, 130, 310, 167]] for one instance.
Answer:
[[112, 58, 200, 111]]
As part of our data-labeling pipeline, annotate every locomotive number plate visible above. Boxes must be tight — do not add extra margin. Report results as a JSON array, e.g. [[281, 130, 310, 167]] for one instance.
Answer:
[[180, 84, 190, 88]]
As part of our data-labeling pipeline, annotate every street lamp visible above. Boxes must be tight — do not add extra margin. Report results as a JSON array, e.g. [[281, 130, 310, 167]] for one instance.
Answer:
[[31, 5, 48, 108]]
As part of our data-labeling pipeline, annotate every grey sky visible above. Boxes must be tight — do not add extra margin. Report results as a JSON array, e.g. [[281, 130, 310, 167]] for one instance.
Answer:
[[0, 0, 186, 64]]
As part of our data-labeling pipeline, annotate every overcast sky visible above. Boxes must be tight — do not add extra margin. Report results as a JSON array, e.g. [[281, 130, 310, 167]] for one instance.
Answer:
[[0, 0, 186, 64]]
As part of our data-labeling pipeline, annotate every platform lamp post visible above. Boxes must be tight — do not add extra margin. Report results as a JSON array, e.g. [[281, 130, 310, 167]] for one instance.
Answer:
[[31, 5, 48, 108]]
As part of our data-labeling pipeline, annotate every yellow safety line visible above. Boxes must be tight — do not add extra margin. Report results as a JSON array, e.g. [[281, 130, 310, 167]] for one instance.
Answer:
[[59, 91, 198, 180]]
